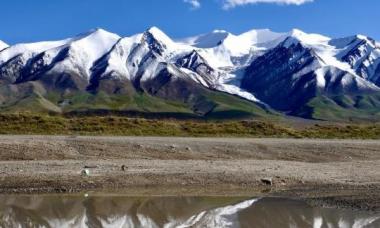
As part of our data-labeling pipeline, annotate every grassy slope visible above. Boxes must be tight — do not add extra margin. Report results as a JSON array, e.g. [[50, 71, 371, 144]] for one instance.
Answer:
[[204, 91, 275, 119], [2, 82, 380, 123], [0, 89, 277, 120], [0, 114, 379, 139], [60, 92, 193, 114], [293, 93, 380, 122]]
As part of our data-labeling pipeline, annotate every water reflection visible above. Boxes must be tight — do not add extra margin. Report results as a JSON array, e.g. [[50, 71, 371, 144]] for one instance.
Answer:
[[0, 195, 379, 228]]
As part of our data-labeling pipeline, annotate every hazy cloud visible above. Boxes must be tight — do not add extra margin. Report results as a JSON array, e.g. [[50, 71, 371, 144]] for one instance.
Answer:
[[183, 0, 313, 10], [222, 0, 314, 9]]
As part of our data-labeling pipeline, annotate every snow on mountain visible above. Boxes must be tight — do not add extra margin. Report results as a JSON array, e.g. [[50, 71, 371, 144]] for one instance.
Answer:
[[331, 35, 380, 84], [92, 27, 192, 84], [277, 29, 380, 91], [0, 29, 120, 85], [145, 26, 179, 51], [47, 28, 121, 79], [177, 28, 380, 90], [93, 33, 143, 80], [178, 29, 285, 68], [177, 28, 284, 52], [0, 39, 69, 65], [89, 27, 261, 102], [0, 38, 73, 83], [241, 30, 380, 112], [285, 29, 330, 46], [283, 29, 358, 75], [0, 40, 8, 51], [175, 50, 261, 102], [222, 29, 285, 56], [177, 29, 231, 48]]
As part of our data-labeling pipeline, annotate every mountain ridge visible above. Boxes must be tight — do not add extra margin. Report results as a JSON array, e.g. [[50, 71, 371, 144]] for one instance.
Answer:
[[1, 27, 380, 121]]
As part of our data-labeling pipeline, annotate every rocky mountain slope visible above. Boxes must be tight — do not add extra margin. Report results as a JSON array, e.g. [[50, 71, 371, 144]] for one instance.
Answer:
[[1, 27, 379, 121]]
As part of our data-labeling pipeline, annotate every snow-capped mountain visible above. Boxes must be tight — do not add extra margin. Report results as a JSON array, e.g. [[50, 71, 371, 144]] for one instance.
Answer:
[[242, 29, 380, 112], [0, 27, 380, 120]]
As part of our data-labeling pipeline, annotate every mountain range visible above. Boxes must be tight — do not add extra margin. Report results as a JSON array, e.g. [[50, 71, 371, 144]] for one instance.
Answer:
[[1, 27, 380, 121]]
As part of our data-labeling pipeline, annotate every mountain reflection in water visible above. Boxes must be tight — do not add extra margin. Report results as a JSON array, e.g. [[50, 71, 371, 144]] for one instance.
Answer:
[[0, 195, 379, 228]]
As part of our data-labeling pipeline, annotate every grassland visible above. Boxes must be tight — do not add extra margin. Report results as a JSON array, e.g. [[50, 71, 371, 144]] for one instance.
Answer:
[[0, 113, 379, 139], [294, 94, 380, 122], [0, 88, 276, 120]]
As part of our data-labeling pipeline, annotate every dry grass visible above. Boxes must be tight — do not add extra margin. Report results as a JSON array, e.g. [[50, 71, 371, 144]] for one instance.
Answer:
[[0, 113, 379, 139]]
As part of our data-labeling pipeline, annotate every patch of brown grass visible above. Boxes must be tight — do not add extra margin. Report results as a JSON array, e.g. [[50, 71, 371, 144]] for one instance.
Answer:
[[0, 113, 379, 139]]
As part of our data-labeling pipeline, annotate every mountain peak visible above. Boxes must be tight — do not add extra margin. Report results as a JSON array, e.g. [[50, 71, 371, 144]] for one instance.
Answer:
[[0, 40, 8, 51], [356, 34, 368, 40], [238, 28, 284, 45], [145, 27, 174, 45], [66, 28, 120, 55], [355, 34, 378, 47], [74, 28, 121, 42], [283, 28, 330, 47], [44, 28, 121, 79], [89, 27, 109, 33], [147, 26, 161, 32], [211, 29, 229, 34], [288, 28, 305, 36], [178, 30, 232, 48], [239, 28, 273, 36]]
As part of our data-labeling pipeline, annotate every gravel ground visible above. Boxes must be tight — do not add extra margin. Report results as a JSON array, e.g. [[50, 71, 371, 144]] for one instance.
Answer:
[[0, 136, 379, 212]]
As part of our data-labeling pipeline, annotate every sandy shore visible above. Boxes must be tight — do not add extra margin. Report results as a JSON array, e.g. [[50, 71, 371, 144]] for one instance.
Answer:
[[0, 136, 379, 212]]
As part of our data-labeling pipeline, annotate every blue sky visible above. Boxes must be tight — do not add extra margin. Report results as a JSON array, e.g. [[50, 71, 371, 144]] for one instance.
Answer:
[[0, 0, 379, 44]]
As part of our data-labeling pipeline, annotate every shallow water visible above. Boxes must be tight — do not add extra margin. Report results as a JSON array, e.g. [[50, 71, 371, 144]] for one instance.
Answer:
[[0, 195, 379, 228]]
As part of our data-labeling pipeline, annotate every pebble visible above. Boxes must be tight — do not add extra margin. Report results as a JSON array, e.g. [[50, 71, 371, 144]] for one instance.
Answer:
[[81, 169, 90, 176], [261, 178, 273, 186]]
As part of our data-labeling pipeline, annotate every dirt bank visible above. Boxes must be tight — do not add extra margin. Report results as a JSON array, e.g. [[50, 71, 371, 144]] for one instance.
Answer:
[[0, 136, 379, 212]]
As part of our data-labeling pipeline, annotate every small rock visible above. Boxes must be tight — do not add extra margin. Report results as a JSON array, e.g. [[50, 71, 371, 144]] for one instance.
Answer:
[[261, 178, 273, 186], [170, 145, 177, 149], [81, 169, 90, 176], [121, 165, 127, 171], [185, 147, 191, 151]]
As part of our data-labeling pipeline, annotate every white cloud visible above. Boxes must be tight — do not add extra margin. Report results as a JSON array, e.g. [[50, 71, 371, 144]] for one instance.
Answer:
[[184, 0, 201, 9], [222, 0, 314, 9], [182, 0, 313, 10]]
